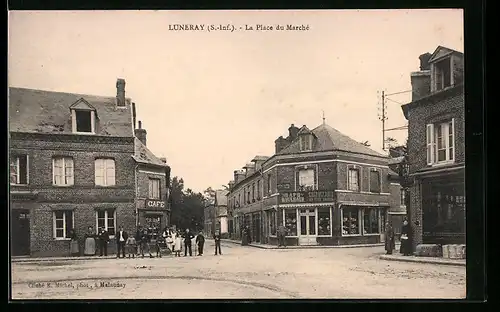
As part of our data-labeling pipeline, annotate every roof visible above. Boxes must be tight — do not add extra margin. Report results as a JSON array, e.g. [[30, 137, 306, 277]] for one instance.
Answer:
[[277, 123, 385, 157], [388, 156, 405, 165], [132, 137, 168, 167], [9, 87, 134, 137], [215, 190, 229, 206], [428, 46, 463, 64], [252, 155, 270, 162]]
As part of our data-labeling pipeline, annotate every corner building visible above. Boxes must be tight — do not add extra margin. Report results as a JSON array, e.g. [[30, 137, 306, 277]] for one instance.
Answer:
[[227, 123, 403, 246], [9, 79, 171, 257]]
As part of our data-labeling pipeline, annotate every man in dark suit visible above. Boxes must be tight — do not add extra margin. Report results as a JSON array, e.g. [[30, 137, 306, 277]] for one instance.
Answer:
[[116, 226, 128, 258], [183, 228, 194, 256], [213, 229, 222, 255], [98, 227, 109, 257]]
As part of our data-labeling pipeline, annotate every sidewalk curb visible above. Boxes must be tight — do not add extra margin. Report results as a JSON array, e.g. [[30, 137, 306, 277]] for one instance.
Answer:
[[379, 255, 466, 266], [221, 239, 388, 250], [12, 255, 127, 263]]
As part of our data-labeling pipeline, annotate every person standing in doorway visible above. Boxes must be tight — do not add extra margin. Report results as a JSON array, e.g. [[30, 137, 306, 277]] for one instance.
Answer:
[[98, 227, 109, 257], [183, 228, 194, 257], [213, 229, 222, 255], [384, 222, 396, 255], [116, 226, 128, 258], [84, 226, 96, 256], [196, 231, 205, 256]]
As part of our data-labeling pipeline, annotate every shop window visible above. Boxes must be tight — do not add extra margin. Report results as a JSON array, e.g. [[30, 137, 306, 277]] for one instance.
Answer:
[[284, 211, 297, 236], [96, 209, 116, 237], [269, 210, 277, 235], [422, 183, 465, 235], [149, 178, 161, 199], [363, 208, 380, 234], [53, 156, 74, 186], [348, 167, 360, 191], [95, 158, 115, 186], [369, 169, 381, 193], [318, 208, 331, 235], [298, 168, 315, 190], [10, 154, 28, 185], [342, 207, 360, 235], [53, 210, 74, 239]]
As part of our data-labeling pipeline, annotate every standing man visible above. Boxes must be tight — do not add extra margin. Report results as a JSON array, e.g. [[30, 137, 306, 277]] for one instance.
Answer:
[[183, 228, 194, 257], [116, 226, 128, 258], [277, 224, 287, 248], [98, 227, 109, 257], [135, 224, 143, 256], [213, 229, 222, 255], [196, 231, 205, 256]]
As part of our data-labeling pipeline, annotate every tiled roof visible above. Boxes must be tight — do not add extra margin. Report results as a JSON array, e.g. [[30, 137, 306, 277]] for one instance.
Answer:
[[9, 87, 133, 137], [132, 137, 168, 167], [215, 190, 229, 206], [278, 123, 386, 157]]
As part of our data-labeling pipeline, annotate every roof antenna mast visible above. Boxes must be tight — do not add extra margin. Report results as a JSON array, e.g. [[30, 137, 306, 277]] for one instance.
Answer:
[[322, 110, 326, 125]]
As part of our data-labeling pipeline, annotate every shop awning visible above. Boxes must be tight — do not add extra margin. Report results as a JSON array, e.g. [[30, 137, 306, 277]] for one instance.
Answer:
[[338, 202, 390, 207], [279, 202, 335, 208]]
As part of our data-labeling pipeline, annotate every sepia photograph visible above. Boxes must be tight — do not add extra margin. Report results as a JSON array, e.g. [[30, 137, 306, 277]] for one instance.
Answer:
[[8, 9, 467, 300]]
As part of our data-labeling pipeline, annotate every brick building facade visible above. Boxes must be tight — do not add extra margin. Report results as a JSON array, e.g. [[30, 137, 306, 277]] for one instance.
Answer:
[[227, 123, 403, 247], [9, 79, 170, 257], [401, 46, 465, 248]]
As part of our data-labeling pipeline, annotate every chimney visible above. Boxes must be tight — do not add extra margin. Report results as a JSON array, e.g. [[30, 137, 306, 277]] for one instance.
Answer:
[[228, 180, 235, 190], [234, 170, 246, 184], [159, 157, 167, 164], [135, 120, 147, 146], [244, 163, 256, 177], [288, 124, 299, 140], [132, 102, 137, 129], [410, 71, 431, 101], [275, 136, 286, 154], [252, 156, 269, 172], [116, 78, 126, 107], [419, 53, 432, 70]]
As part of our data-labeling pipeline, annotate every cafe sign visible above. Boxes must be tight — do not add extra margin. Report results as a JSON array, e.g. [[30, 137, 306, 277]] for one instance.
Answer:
[[280, 191, 335, 204], [145, 199, 166, 209]]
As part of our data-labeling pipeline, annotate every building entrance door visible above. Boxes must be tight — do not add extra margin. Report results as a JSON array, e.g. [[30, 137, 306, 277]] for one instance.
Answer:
[[11, 210, 30, 256], [298, 209, 317, 245]]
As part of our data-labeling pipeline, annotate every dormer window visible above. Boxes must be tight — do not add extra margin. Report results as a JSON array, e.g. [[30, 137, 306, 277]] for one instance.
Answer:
[[299, 134, 313, 152], [428, 46, 463, 93], [70, 98, 96, 134], [433, 57, 452, 91]]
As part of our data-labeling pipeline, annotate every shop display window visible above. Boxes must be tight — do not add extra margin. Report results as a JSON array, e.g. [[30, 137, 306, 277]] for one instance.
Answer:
[[285, 211, 297, 236], [342, 207, 360, 235], [318, 208, 331, 235], [363, 208, 380, 234]]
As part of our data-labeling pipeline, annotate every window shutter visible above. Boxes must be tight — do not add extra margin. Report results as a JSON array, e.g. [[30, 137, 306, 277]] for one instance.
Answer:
[[451, 118, 455, 161], [106, 159, 115, 186], [95, 159, 104, 186], [65, 158, 74, 185], [426, 124, 435, 165]]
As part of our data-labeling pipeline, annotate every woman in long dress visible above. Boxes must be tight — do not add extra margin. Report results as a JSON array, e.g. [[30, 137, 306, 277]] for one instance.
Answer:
[[400, 219, 413, 256], [83, 226, 96, 256], [69, 229, 80, 256]]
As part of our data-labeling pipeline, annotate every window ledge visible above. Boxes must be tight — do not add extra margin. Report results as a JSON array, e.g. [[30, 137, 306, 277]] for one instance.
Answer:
[[73, 131, 96, 135], [53, 184, 74, 188], [431, 161, 455, 167], [54, 238, 71, 241], [363, 233, 381, 236], [94, 185, 118, 188], [341, 234, 362, 237], [317, 234, 333, 237], [10, 183, 29, 186]]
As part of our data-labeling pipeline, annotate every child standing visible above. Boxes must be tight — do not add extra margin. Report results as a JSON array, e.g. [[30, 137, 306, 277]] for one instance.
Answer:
[[174, 233, 182, 257], [126, 236, 137, 258]]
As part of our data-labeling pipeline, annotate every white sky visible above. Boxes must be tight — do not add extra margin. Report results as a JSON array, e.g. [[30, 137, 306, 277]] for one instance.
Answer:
[[8, 9, 463, 193]]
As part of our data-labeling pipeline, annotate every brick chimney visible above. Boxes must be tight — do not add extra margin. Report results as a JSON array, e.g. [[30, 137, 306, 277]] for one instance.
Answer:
[[288, 124, 299, 141], [228, 180, 235, 190], [244, 163, 256, 177], [410, 53, 431, 101], [135, 120, 147, 146], [116, 78, 126, 107], [275, 136, 287, 153], [234, 170, 246, 184], [132, 102, 137, 129]]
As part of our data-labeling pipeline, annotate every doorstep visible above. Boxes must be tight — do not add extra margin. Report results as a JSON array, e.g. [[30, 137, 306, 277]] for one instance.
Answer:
[[12, 255, 124, 263], [221, 239, 387, 249], [379, 254, 466, 266]]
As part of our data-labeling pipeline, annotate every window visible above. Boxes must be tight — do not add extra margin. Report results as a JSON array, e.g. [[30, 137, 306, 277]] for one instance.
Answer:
[[257, 180, 261, 199], [342, 207, 360, 235], [149, 178, 161, 199], [299, 135, 313, 151], [400, 188, 406, 206], [269, 210, 277, 235], [318, 208, 331, 236], [10, 155, 28, 185], [369, 169, 381, 193], [284, 210, 297, 236], [433, 58, 452, 92], [363, 208, 380, 234], [267, 175, 272, 194], [238, 193, 241, 207], [422, 182, 465, 235], [243, 189, 246, 205], [347, 167, 360, 191], [426, 119, 455, 165], [298, 169, 315, 190], [95, 158, 116, 186], [53, 211, 74, 239], [96, 209, 116, 236], [252, 183, 255, 201], [247, 188, 251, 204], [53, 157, 74, 186]]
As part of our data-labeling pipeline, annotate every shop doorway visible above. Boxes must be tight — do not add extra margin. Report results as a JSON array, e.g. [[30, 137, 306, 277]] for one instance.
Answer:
[[298, 209, 317, 245], [11, 210, 30, 256]]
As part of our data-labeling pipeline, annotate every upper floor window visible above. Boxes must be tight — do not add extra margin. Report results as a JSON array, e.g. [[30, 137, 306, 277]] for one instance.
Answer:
[[426, 119, 455, 165], [347, 167, 360, 191], [299, 135, 313, 152], [238, 193, 241, 207], [95, 158, 115, 186], [10, 155, 28, 185], [53, 156, 74, 186], [149, 178, 161, 199], [252, 183, 255, 201], [369, 169, 381, 193], [247, 188, 251, 204], [432, 58, 452, 92], [257, 180, 261, 199], [298, 168, 315, 190]]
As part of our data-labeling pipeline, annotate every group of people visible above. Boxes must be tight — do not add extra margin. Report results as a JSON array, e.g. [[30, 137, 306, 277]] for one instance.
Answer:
[[69, 224, 224, 258], [384, 218, 415, 256]]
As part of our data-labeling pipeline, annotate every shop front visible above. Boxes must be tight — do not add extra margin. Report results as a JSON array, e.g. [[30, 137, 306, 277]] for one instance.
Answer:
[[10, 191, 37, 256], [138, 199, 170, 238], [337, 203, 389, 245]]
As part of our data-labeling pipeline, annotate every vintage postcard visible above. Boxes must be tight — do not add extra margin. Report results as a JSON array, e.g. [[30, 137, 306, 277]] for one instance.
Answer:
[[8, 9, 467, 300]]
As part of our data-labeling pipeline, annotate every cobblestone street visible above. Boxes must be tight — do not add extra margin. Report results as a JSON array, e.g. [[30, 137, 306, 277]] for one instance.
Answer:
[[11, 241, 466, 299]]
